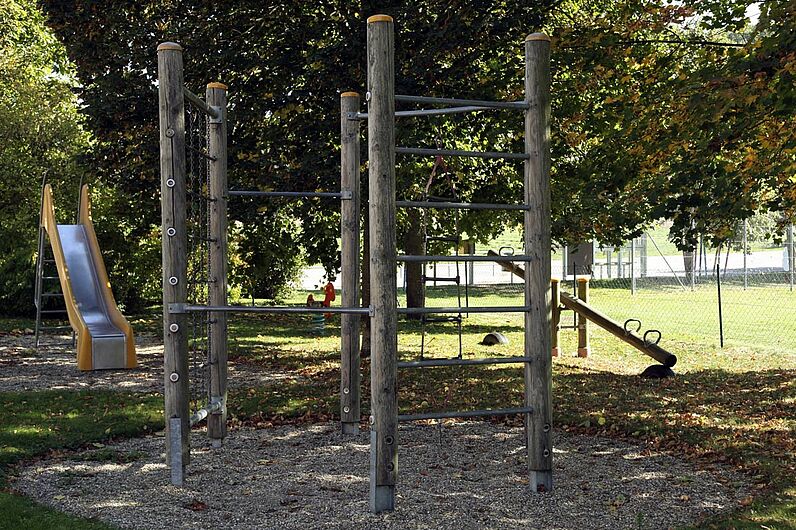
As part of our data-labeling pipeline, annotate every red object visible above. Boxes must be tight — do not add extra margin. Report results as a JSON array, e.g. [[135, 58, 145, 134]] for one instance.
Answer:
[[323, 282, 336, 318]]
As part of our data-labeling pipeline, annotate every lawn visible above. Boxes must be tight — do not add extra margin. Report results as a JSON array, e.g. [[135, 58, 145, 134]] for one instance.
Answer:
[[0, 282, 794, 528]]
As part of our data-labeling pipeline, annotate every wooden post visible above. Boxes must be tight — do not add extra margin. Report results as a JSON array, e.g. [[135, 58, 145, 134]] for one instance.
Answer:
[[157, 42, 190, 483], [206, 82, 228, 445], [576, 277, 591, 357], [340, 91, 361, 435], [367, 14, 397, 513], [551, 278, 560, 357], [524, 33, 553, 493]]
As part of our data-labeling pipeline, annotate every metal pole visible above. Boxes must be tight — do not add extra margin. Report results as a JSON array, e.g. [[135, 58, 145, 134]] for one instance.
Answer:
[[742, 219, 747, 290], [524, 32, 553, 493], [576, 278, 590, 357], [790, 224, 794, 292], [366, 14, 397, 514], [157, 42, 190, 484], [340, 91, 361, 435], [206, 81, 228, 447], [630, 238, 636, 295], [551, 278, 560, 357], [717, 262, 724, 347]]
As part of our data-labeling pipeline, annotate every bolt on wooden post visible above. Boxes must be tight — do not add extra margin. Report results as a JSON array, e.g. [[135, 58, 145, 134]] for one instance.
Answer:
[[524, 32, 553, 493], [577, 277, 591, 357], [157, 42, 190, 485], [340, 91, 361, 435], [366, 14, 398, 513], [207, 82, 229, 445]]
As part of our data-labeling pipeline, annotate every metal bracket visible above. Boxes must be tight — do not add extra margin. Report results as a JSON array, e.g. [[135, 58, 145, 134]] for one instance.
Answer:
[[209, 106, 223, 124], [368, 305, 375, 317], [168, 303, 188, 314], [341, 190, 353, 200]]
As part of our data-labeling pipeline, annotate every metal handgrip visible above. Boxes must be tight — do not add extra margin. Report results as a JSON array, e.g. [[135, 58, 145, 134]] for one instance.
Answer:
[[643, 329, 662, 345], [624, 318, 642, 334], [499, 246, 515, 256]]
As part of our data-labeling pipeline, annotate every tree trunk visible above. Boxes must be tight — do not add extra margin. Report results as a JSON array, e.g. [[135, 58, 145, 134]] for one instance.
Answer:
[[404, 210, 425, 319], [360, 205, 371, 358]]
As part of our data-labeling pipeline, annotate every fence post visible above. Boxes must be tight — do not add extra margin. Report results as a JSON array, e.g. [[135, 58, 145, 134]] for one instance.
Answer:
[[789, 224, 794, 292], [742, 219, 748, 290], [367, 14, 397, 513], [157, 42, 190, 485], [525, 32, 553, 493], [340, 91, 361, 435], [630, 238, 636, 294], [206, 82, 228, 446], [551, 279, 560, 357], [576, 277, 591, 357]]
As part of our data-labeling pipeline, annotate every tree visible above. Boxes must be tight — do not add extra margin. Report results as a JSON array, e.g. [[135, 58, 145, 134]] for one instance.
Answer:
[[0, 0, 89, 314]]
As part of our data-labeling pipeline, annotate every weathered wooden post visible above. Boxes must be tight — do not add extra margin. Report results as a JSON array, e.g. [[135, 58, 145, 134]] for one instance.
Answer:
[[206, 82, 228, 446], [340, 91, 362, 435], [157, 42, 190, 486], [576, 277, 591, 357], [524, 32, 553, 492], [367, 14, 398, 513], [551, 278, 560, 357]]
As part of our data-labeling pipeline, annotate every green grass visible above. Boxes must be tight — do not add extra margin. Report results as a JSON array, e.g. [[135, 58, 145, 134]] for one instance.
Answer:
[[1, 282, 794, 528], [0, 390, 163, 530]]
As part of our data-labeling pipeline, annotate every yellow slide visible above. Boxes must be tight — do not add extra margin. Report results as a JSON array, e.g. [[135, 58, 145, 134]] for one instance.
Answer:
[[40, 185, 136, 370]]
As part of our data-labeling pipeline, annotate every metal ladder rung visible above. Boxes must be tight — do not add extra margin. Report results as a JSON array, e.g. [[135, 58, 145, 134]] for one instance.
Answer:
[[425, 236, 459, 243], [42, 276, 60, 280], [398, 406, 533, 422], [399, 356, 532, 368], [39, 325, 73, 331], [422, 275, 459, 283], [421, 315, 462, 323], [41, 293, 64, 298], [40, 309, 68, 314]]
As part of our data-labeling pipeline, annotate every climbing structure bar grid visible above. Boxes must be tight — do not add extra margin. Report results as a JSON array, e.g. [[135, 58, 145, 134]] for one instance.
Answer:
[[227, 190, 351, 199]]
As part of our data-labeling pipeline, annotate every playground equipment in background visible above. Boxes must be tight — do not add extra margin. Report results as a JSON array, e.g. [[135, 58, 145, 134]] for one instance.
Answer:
[[306, 282, 336, 331], [35, 184, 136, 370], [487, 250, 677, 370], [157, 18, 553, 513]]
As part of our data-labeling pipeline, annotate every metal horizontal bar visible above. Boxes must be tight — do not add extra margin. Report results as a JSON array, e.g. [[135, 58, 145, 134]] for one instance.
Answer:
[[395, 94, 529, 110], [189, 399, 223, 426], [227, 190, 351, 199], [398, 356, 532, 368], [173, 303, 372, 316], [39, 325, 73, 330], [396, 147, 529, 160], [183, 87, 220, 119], [397, 254, 534, 262], [398, 406, 533, 422], [42, 276, 60, 280], [41, 293, 64, 297], [40, 309, 68, 314], [397, 200, 530, 211], [399, 306, 530, 314], [422, 276, 460, 282], [354, 106, 497, 120]]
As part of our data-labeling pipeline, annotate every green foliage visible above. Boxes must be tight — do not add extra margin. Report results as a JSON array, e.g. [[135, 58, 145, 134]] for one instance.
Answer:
[[0, 0, 89, 315]]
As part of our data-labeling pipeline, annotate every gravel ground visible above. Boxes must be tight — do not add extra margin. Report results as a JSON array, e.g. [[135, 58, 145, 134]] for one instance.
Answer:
[[0, 332, 289, 393], [15, 422, 748, 530]]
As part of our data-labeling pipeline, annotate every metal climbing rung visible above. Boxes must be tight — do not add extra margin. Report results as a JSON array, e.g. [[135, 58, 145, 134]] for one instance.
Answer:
[[39, 325, 73, 331], [40, 293, 64, 298], [400, 306, 530, 315], [425, 236, 459, 244], [421, 316, 462, 323], [42, 276, 60, 280], [398, 406, 533, 422], [40, 309, 68, 314], [422, 276, 459, 283], [398, 356, 532, 369], [399, 255, 533, 262]]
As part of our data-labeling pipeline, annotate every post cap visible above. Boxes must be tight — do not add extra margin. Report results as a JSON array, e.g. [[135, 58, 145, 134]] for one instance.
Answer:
[[551, 277, 560, 283], [157, 42, 183, 52], [207, 82, 228, 90], [576, 276, 590, 283], [525, 33, 551, 42], [341, 91, 359, 97], [367, 14, 393, 23]]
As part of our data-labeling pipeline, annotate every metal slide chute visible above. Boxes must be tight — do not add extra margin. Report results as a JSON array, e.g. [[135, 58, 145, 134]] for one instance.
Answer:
[[40, 184, 136, 370]]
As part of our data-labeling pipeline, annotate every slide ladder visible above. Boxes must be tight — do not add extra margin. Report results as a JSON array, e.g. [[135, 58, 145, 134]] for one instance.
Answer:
[[37, 184, 136, 370]]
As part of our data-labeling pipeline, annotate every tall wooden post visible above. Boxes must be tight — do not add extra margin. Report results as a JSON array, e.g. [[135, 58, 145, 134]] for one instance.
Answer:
[[524, 33, 553, 492], [551, 278, 560, 357], [206, 82, 228, 445], [340, 91, 361, 435], [576, 277, 591, 357], [157, 42, 190, 485], [366, 14, 397, 513]]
